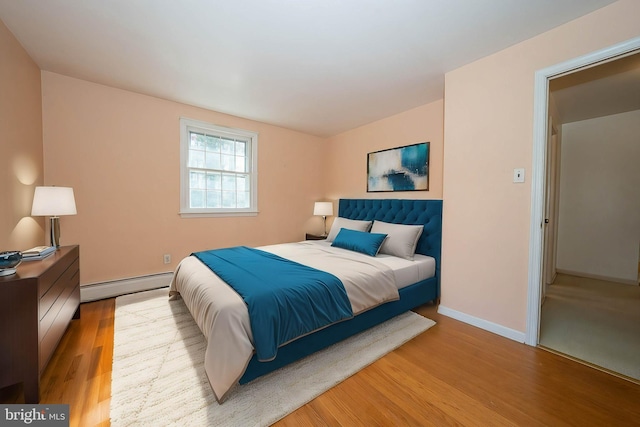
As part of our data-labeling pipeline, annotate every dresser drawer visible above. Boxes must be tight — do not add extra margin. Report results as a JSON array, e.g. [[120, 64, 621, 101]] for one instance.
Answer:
[[37, 249, 78, 297], [39, 284, 80, 371], [39, 257, 79, 321], [39, 266, 79, 342]]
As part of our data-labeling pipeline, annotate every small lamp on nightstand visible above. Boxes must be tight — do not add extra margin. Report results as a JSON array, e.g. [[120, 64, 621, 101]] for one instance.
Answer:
[[31, 186, 77, 248], [313, 201, 333, 237]]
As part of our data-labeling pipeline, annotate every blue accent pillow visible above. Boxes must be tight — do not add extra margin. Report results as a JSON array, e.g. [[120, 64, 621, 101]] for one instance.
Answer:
[[331, 228, 388, 256]]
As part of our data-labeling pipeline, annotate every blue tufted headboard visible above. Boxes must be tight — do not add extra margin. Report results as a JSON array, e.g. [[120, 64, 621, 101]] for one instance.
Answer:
[[338, 199, 442, 279]]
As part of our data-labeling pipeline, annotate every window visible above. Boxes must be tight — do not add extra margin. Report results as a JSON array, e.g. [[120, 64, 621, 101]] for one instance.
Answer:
[[180, 118, 258, 217]]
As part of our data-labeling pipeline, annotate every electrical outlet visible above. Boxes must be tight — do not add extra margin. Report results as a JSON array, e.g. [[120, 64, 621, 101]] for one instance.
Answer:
[[163, 254, 171, 264], [513, 168, 525, 183]]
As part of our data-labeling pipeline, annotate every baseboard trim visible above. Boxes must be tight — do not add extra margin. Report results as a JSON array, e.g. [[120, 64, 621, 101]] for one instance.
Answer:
[[437, 305, 526, 343], [81, 272, 173, 302], [556, 269, 638, 286]]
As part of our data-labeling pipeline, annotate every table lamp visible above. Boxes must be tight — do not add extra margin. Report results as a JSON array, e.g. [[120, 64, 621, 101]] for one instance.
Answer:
[[31, 186, 77, 248], [313, 201, 333, 237]]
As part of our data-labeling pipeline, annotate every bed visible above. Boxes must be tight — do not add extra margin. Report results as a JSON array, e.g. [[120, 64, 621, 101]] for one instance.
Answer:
[[169, 198, 442, 402]]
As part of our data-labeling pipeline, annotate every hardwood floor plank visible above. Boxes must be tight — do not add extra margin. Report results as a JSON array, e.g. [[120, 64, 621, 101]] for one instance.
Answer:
[[362, 356, 518, 426], [402, 337, 553, 422], [2, 298, 639, 426], [348, 369, 452, 426]]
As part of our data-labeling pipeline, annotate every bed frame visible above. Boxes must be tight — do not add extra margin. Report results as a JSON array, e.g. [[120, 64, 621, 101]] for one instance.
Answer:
[[239, 198, 443, 384]]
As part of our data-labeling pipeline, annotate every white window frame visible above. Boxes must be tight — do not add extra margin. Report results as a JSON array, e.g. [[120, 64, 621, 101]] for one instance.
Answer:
[[179, 117, 258, 218]]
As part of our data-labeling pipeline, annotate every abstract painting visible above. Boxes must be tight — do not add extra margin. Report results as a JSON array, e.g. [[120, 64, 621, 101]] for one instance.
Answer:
[[367, 142, 429, 192]]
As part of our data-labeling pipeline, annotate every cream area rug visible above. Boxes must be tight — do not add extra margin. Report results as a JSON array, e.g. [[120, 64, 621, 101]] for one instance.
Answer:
[[110, 287, 435, 426]]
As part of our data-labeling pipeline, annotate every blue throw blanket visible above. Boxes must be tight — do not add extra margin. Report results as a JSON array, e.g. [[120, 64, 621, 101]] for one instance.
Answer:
[[193, 246, 353, 361]]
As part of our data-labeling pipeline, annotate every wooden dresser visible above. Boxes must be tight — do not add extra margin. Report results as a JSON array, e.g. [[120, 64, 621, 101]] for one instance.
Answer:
[[0, 245, 80, 403]]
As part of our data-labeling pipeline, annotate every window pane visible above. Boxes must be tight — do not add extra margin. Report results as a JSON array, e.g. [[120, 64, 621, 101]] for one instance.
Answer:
[[235, 141, 246, 155], [190, 132, 206, 150], [235, 155, 246, 172], [189, 149, 205, 168], [206, 135, 221, 152], [206, 172, 221, 190], [190, 189, 205, 208], [206, 190, 221, 208], [222, 191, 236, 208], [221, 154, 235, 171], [205, 152, 221, 169], [237, 191, 250, 208], [237, 175, 248, 191], [189, 170, 205, 189], [221, 138, 234, 154], [222, 174, 236, 190]]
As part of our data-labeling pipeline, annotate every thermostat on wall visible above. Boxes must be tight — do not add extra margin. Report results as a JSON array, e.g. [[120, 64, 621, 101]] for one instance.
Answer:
[[513, 168, 525, 183]]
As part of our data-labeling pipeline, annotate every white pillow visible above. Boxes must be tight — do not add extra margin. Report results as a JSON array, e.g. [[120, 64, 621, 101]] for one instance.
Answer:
[[370, 220, 424, 260], [325, 217, 372, 242]]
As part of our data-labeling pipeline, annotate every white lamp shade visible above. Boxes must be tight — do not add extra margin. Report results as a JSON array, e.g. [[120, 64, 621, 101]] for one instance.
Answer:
[[31, 186, 77, 216], [313, 201, 333, 217]]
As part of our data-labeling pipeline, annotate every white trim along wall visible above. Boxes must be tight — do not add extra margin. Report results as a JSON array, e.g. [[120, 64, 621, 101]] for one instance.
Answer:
[[81, 272, 173, 302], [438, 305, 526, 342]]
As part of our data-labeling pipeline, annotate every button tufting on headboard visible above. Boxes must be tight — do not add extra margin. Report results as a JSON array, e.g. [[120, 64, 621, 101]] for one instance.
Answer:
[[338, 199, 443, 267]]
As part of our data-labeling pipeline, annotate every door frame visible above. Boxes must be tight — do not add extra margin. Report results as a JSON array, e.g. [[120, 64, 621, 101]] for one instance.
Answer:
[[525, 36, 640, 346], [541, 114, 558, 298]]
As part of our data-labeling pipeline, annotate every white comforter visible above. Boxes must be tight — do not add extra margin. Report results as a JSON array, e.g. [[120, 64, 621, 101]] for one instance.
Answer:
[[169, 241, 399, 402]]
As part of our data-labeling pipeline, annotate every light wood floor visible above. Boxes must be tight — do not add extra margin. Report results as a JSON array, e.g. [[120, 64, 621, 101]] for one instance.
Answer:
[[2, 298, 639, 426]]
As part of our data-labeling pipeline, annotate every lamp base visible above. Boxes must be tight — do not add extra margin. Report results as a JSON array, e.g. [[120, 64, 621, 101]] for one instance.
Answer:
[[50, 216, 61, 248]]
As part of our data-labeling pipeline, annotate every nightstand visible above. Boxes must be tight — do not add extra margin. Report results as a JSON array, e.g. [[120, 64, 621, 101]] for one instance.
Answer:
[[305, 233, 327, 241], [0, 245, 80, 403]]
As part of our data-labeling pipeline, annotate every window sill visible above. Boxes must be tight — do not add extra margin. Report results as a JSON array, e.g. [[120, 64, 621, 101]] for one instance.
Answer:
[[179, 210, 258, 218]]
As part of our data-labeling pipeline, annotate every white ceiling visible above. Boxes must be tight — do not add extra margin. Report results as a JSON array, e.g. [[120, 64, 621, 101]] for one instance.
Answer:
[[0, 0, 618, 137]]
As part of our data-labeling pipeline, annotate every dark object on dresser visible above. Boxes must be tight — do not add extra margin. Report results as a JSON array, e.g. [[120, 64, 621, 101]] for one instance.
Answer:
[[0, 251, 23, 276], [0, 245, 80, 403]]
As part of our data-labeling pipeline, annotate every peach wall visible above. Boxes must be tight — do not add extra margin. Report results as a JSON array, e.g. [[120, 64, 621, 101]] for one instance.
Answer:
[[0, 19, 44, 251], [441, 0, 640, 333], [41, 72, 326, 284], [325, 100, 443, 208]]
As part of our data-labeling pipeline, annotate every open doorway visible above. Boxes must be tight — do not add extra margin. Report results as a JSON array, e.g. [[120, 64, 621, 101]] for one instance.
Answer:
[[526, 37, 640, 382], [543, 52, 640, 290], [539, 53, 640, 380]]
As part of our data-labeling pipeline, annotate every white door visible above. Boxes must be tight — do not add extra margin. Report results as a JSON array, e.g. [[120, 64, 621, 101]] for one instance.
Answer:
[[541, 117, 559, 300]]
